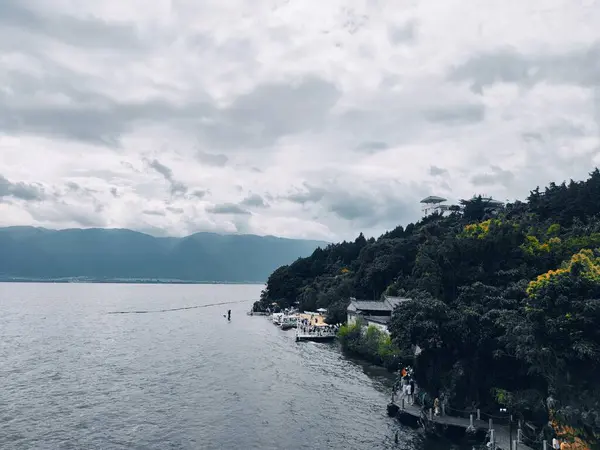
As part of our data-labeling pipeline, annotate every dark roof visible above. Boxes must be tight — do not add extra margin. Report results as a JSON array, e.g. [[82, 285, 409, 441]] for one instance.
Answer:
[[348, 296, 413, 313], [349, 300, 393, 312], [384, 296, 412, 309], [420, 195, 447, 204]]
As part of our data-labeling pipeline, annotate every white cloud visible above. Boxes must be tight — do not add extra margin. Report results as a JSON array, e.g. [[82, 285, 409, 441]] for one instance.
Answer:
[[1, 0, 599, 240]]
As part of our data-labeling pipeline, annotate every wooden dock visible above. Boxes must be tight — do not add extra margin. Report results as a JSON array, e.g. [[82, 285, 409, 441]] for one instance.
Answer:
[[389, 400, 536, 450]]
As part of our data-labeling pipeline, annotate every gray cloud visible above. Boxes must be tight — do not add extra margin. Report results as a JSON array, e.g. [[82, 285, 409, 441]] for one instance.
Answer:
[[333, 87, 489, 150], [284, 178, 425, 230], [0, 58, 215, 146], [429, 165, 448, 176], [191, 190, 208, 199], [198, 77, 341, 150], [142, 209, 166, 216], [284, 184, 327, 204], [355, 141, 389, 153], [521, 132, 544, 144], [325, 187, 423, 229], [63, 181, 97, 197], [240, 193, 268, 208], [0, 174, 45, 201], [328, 194, 377, 221], [26, 201, 106, 227], [196, 151, 228, 167], [230, 216, 252, 234], [147, 159, 188, 195], [207, 203, 250, 215], [166, 206, 184, 214], [148, 159, 173, 179], [65, 181, 81, 191], [424, 103, 485, 125], [471, 166, 515, 188], [0, 0, 145, 51], [2, 62, 338, 152], [448, 43, 600, 92], [388, 21, 417, 45], [109, 187, 119, 198]]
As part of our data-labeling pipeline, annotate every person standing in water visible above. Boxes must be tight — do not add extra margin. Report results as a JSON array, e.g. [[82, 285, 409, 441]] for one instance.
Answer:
[[227, 310, 231, 321]]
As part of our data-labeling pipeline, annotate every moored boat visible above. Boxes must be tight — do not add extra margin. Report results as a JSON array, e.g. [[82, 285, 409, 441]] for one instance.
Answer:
[[272, 312, 284, 325], [280, 315, 298, 330]]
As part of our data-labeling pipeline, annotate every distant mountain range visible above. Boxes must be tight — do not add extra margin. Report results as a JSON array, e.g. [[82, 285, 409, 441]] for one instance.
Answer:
[[0, 226, 328, 283]]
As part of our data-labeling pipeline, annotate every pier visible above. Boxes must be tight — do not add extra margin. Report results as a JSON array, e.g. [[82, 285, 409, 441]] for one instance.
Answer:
[[295, 332, 336, 342], [295, 312, 338, 342], [295, 323, 337, 342], [388, 398, 540, 450]]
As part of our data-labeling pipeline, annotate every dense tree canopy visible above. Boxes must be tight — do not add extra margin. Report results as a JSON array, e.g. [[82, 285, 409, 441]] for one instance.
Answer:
[[255, 169, 600, 447]]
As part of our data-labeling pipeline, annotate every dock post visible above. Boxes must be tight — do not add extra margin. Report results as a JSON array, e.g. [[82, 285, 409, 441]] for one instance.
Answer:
[[490, 429, 495, 449], [489, 418, 493, 429], [517, 428, 523, 443], [514, 440, 518, 449], [477, 408, 481, 421], [429, 408, 433, 421], [543, 440, 547, 450], [401, 398, 405, 410], [441, 403, 445, 416], [470, 414, 474, 428]]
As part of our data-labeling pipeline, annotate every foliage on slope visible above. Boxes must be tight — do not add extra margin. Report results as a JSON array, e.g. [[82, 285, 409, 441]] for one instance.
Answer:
[[256, 169, 600, 447], [337, 319, 401, 370]]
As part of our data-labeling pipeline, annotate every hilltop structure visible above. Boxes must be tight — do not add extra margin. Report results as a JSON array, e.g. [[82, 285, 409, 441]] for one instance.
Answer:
[[420, 196, 449, 216], [420, 194, 505, 218], [459, 195, 505, 215]]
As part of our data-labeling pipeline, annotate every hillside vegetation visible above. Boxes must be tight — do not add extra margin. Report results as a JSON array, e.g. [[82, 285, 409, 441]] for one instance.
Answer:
[[0, 227, 327, 282], [255, 170, 600, 447]]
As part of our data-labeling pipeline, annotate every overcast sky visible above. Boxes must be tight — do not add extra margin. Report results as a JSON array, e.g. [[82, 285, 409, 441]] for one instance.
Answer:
[[1, 0, 599, 241]]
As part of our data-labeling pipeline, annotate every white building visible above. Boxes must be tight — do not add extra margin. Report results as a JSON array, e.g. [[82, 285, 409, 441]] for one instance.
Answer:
[[420, 196, 449, 216], [347, 295, 411, 334]]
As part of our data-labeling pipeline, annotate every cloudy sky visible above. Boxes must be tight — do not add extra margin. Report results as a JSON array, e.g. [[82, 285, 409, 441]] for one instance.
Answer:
[[1, 0, 599, 241]]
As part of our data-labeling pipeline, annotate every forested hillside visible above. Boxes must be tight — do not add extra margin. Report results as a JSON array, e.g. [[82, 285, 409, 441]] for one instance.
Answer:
[[256, 170, 600, 447]]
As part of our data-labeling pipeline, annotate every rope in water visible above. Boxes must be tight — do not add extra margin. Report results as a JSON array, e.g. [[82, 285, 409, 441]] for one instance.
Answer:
[[107, 299, 252, 314]]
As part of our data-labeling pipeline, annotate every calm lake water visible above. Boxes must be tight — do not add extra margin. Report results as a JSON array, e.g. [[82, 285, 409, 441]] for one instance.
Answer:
[[1, 283, 461, 449]]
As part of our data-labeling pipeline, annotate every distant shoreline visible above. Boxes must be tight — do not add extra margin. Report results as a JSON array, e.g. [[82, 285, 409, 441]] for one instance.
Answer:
[[0, 278, 265, 285]]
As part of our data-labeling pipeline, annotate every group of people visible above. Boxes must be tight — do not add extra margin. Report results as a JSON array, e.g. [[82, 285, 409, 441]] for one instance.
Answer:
[[393, 372, 417, 406], [298, 318, 339, 335], [392, 369, 445, 417]]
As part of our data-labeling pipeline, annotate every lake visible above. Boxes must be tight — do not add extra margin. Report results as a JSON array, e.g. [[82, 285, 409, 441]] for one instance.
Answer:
[[1, 283, 461, 449]]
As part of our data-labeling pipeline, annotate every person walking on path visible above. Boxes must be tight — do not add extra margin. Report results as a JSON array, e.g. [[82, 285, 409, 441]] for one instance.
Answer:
[[406, 381, 412, 405]]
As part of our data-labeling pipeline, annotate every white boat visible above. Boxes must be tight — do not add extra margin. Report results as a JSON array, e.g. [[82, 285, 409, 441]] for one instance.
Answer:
[[272, 312, 284, 325], [280, 315, 298, 330]]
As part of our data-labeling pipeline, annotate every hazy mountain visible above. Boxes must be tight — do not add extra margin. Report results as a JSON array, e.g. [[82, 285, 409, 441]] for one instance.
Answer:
[[0, 227, 328, 282]]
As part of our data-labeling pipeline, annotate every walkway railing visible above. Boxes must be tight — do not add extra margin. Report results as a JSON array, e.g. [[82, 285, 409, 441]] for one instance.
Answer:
[[392, 390, 549, 449]]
